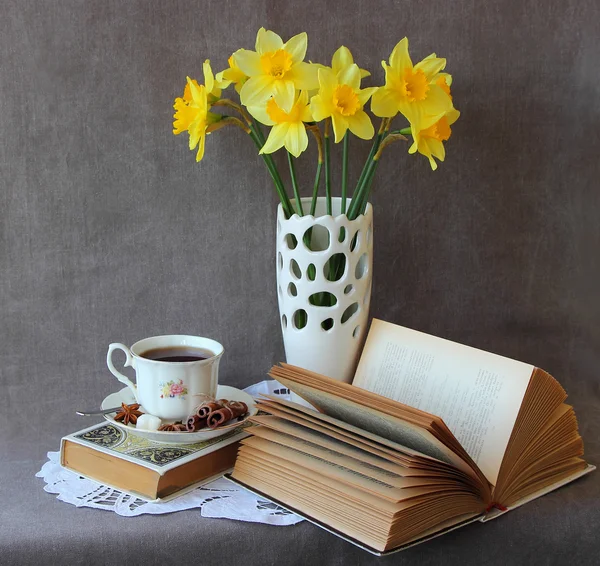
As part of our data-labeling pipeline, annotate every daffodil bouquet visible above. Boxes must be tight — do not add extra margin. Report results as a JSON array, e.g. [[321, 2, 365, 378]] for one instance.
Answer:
[[173, 28, 459, 221]]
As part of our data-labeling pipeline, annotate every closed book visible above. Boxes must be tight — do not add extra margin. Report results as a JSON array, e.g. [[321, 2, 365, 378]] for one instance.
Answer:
[[61, 422, 249, 501]]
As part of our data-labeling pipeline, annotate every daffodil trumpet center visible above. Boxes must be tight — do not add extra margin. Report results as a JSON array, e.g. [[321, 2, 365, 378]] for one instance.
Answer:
[[260, 49, 293, 79], [401, 68, 429, 102], [332, 84, 360, 117], [422, 116, 452, 141]]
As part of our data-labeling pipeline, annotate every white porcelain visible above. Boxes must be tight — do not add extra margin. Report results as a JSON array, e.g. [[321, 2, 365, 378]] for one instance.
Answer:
[[276, 197, 373, 383], [106, 335, 223, 420], [102, 385, 257, 444]]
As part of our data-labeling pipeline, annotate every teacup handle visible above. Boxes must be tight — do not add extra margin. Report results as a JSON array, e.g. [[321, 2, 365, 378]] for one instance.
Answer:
[[107, 343, 139, 402]]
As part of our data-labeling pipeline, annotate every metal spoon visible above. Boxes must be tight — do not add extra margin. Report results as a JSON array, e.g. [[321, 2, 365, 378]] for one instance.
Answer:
[[76, 406, 121, 416]]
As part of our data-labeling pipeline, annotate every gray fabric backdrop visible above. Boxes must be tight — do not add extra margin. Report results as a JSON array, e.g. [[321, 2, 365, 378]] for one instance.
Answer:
[[1, 0, 599, 564]]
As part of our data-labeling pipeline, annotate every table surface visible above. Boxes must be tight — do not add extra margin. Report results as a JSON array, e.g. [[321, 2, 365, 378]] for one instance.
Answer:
[[2, 404, 598, 566]]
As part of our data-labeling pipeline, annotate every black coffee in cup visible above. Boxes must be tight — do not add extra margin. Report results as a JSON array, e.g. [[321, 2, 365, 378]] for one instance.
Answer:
[[139, 346, 211, 363]]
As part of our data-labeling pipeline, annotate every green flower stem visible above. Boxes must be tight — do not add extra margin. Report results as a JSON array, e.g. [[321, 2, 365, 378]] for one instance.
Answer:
[[306, 157, 322, 277], [287, 152, 303, 216], [248, 119, 294, 217], [351, 134, 382, 207], [248, 130, 294, 218], [341, 132, 349, 215], [249, 119, 294, 214], [310, 161, 322, 216], [324, 119, 332, 216], [307, 125, 324, 216], [250, 118, 267, 143], [347, 130, 386, 220], [359, 157, 380, 215]]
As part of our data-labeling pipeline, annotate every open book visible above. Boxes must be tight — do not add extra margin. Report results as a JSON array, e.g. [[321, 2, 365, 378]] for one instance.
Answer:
[[230, 319, 593, 554]]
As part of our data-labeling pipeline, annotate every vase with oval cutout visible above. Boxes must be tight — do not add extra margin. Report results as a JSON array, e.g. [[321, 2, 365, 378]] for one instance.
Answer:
[[276, 197, 373, 383]]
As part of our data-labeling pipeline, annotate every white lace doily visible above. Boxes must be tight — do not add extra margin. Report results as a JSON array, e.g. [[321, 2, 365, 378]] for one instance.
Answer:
[[36, 380, 302, 526]]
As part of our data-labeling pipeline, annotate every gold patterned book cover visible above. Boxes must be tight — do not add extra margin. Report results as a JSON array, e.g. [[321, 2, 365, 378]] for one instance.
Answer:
[[60, 422, 250, 500]]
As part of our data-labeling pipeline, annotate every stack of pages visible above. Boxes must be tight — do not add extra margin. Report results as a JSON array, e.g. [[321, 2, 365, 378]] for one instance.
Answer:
[[230, 320, 593, 554]]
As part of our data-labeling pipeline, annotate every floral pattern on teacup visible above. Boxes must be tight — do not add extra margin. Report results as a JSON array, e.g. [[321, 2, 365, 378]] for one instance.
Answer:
[[159, 379, 188, 399]]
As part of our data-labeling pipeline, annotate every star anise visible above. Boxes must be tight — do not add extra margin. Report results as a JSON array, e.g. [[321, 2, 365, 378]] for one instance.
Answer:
[[114, 403, 143, 425], [158, 422, 187, 432]]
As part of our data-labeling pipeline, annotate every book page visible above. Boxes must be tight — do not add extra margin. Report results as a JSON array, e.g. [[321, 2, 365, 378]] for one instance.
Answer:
[[240, 436, 455, 503], [353, 319, 535, 485], [275, 376, 479, 479], [254, 399, 466, 474], [250, 420, 478, 492]]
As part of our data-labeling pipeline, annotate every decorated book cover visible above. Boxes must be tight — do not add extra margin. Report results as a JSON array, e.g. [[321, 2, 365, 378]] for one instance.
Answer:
[[60, 422, 251, 500]]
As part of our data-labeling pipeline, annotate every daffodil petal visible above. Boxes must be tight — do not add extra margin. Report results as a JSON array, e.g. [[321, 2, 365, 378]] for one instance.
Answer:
[[371, 87, 399, 117], [331, 113, 349, 143], [247, 103, 275, 126], [345, 110, 374, 140], [420, 84, 454, 118], [233, 49, 262, 77], [183, 78, 200, 102], [301, 104, 313, 122], [285, 123, 308, 157], [240, 75, 275, 106], [188, 119, 203, 150], [310, 94, 331, 122], [215, 70, 232, 88], [359, 68, 371, 79], [256, 28, 284, 54], [421, 139, 439, 169], [446, 107, 460, 125], [357, 86, 378, 107], [195, 133, 206, 162], [337, 63, 361, 90], [297, 90, 309, 106], [203, 60, 215, 94], [399, 100, 433, 130], [260, 123, 288, 154], [317, 67, 337, 98], [273, 80, 296, 113], [283, 32, 307, 63], [331, 46, 354, 74], [187, 77, 206, 107], [414, 55, 446, 80], [287, 62, 319, 90], [389, 37, 412, 70], [427, 137, 445, 161]]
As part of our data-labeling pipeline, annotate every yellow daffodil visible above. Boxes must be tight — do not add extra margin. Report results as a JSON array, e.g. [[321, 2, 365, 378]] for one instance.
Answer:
[[409, 108, 460, 170], [371, 38, 452, 128], [234, 28, 318, 112], [310, 65, 377, 143], [248, 91, 313, 157], [216, 53, 248, 93], [173, 73, 221, 162]]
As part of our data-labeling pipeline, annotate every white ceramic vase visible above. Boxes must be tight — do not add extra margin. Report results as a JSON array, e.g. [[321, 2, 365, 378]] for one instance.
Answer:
[[276, 197, 373, 383]]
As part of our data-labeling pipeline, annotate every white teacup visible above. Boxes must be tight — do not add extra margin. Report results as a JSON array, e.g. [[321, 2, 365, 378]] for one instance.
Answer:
[[107, 335, 223, 420]]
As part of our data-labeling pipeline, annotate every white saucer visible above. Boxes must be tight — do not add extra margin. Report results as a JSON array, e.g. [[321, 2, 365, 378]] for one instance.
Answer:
[[101, 385, 257, 444]]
